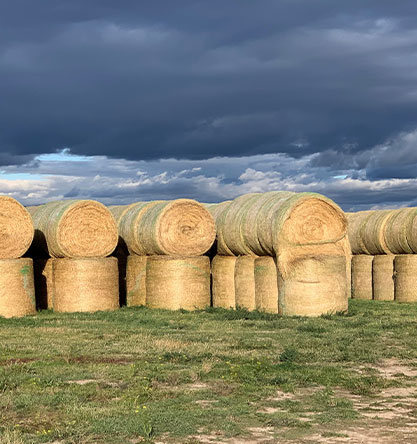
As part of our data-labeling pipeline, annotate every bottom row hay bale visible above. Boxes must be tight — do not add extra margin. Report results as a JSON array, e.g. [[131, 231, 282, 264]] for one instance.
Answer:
[[372, 255, 394, 301], [394, 255, 417, 303], [351, 254, 373, 300], [254, 256, 278, 313], [126, 255, 147, 307], [0, 258, 36, 318], [234, 256, 256, 311], [33, 258, 54, 309], [53, 257, 119, 313], [146, 256, 210, 310], [211, 255, 236, 309]]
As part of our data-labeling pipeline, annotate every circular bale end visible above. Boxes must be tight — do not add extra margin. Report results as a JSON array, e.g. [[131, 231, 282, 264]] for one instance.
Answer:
[[234, 256, 256, 311], [394, 255, 417, 303], [372, 255, 394, 301], [211, 255, 236, 309], [126, 255, 147, 307], [254, 256, 278, 313], [351, 255, 373, 300]]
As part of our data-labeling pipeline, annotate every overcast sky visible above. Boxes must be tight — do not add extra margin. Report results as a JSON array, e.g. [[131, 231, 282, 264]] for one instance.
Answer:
[[1, 1, 417, 210]]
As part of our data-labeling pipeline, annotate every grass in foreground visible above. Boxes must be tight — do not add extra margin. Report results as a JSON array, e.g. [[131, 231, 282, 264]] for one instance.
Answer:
[[1, 300, 417, 443]]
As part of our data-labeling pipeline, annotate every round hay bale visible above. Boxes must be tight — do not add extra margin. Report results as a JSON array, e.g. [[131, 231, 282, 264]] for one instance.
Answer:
[[346, 211, 373, 254], [0, 258, 36, 318], [384, 209, 414, 254], [0, 196, 33, 258], [351, 255, 373, 300], [146, 256, 210, 310], [33, 258, 54, 309], [126, 255, 147, 307], [28, 200, 118, 258], [361, 210, 394, 255], [211, 255, 236, 308], [209, 201, 234, 256], [372, 255, 394, 301], [234, 256, 256, 311], [53, 257, 119, 312], [254, 256, 278, 313], [394, 255, 417, 302], [278, 255, 348, 316]]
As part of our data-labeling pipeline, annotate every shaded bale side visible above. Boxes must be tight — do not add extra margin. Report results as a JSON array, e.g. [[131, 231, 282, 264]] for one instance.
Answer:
[[346, 211, 374, 255], [33, 258, 54, 310], [394, 255, 417, 303], [384, 209, 413, 254], [0, 258, 36, 318], [278, 255, 348, 317], [146, 256, 210, 310], [362, 210, 394, 255], [53, 257, 119, 312], [372, 255, 394, 301], [109, 204, 137, 256], [254, 256, 278, 313], [351, 255, 373, 300], [126, 255, 147, 307], [209, 202, 234, 256], [211, 255, 236, 308], [234, 256, 256, 311]]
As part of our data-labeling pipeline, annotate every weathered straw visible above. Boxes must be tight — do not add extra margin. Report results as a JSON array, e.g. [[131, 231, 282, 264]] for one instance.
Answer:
[[351, 255, 373, 300], [211, 255, 236, 308], [146, 256, 210, 310], [126, 255, 147, 307], [254, 256, 278, 313], [53, 257, 119, 312], [234, 256, 256, 311], [28, 200, 118, 258], [208, 201, 234, 255], [0, 258, 36, 318], [346, 211, 373, 254], [394, 255, 417, 303], [372, 255, 394, 301], [33, 258, 54, 309], [385, 209, 416, 254], [361, 210, 394, 255], [0, 196, 33, 258]]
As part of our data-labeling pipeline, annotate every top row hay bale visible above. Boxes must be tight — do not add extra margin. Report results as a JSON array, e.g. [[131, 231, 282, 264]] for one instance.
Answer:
[[27, 200, 118, 258], [110, 199, 216, 256]]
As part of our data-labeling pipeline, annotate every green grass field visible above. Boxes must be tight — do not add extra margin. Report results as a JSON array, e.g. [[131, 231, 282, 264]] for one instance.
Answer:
[[1, 300, 417, 443]]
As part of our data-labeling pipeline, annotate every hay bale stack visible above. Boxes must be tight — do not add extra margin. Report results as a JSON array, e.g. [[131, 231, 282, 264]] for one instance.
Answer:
[[372, 255, 394, 301], [207, 201, 234, 256], [0, 196, 33, 258], [126, 255, 147, 307], [234, 256, 256, 311], [33, 258, 54, 309], [254, 256, 278, 313], [385, 209, 415, 254], [351, 255, 373, 300], [278, 255, 348, 316], [361, 210, 394, 255], [146, 256, 210, 310], [394, 255, 417, 302], [53, 257, 119, 312], [28, 200, 118, 258], [346, 211, 373, 254], [0, 258, 36, 318], [211, 255, 236, 309]]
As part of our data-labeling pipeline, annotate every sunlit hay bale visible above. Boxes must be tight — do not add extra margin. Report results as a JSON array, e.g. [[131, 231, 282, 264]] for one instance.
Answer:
[[28, 200, 118, 258], [351, 255, 373, 300], [108, 204, 136, 256], [53, 257, 119, 312], [372, 255, 394, 301], [211, 255, 236, 309], [346, 211, 374, 254], [0, 196, 33, 258], [33, 258, 54, 310], [361, 210, 395, 255], [254, 256, 278, 313], [385, 208, 416, 254], [234, 256, 256, 311], [146, 256, 210, 310], [0, 258, 36, 318], [207, 201, 234, 256], [126, 255, 147, 307], [394, 255, 417, 303], [278, 255, 348, 316]]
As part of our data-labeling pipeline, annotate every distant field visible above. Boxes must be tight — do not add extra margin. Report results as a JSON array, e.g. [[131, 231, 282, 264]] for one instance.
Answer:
[[1, 301, 417, 444]]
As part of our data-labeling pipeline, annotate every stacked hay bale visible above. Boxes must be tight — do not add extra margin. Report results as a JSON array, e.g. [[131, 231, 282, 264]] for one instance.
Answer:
[[110, 199, 215, 311], [0, 196, 36, 318], [27, 200, 119, 312]]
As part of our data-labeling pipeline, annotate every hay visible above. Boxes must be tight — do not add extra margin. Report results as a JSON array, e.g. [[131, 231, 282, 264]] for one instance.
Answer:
[[254, 256, 278, 313], [0, 196, 33, 258], [126, 255, 147, 307], [146, 256, 210, 310], [361, 210, 394, 255], [211, 255, 236, 308], [208, 201, 234, 256], [385, 209, 416, 254], [33, 258, 54, 309], [53, 257, 119, 312], [28, 200, 118, 258], [394, 255, 417, 303], [346, 211, 373, 254], [0, 258, 36, 318], [277, 255, 348, 316], [351, 255, 373, 300], [234, 256, 256, 311], [372, 255, 394, 301]]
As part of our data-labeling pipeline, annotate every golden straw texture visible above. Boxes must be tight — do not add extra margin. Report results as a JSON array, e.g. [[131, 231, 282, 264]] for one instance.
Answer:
[[33, 258, 54, 309], [372, 255, 394, 301], [211, 255, 236, 308], [385, 209, 415, 254], [394, 255, 417, 303], [0, 258, 36, 318], [126, 255, 147, 307], [254, 256, 278, 313], [361, 210, 394, 255], [351, 255, 373, 300], [208, 201, 234, 255], [346, 211, 373, 254], [234, 256, 256, 311]]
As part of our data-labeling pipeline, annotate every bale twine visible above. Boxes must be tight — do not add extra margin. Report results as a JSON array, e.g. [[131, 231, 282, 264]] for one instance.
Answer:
[[33, 258, 54, 309], [0, 258, 36, 318], [28, 200, 118, 258], [211, 255, 236, 308], [0, 196, 33, 258], [234, 256, 256, 311], [361, 210, 394, 255], [278, 255, 348, 316], [346, 211, 373, 254], [126, 255, 147, 307], [53, 257, 119, 312], [385, 208, 417, 254], [351, 255, 373, 300], [394, 255, 417, 303], [372, 255, 394, 301], [146, 256, 210, 310], [254, 256, 278, 313]]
